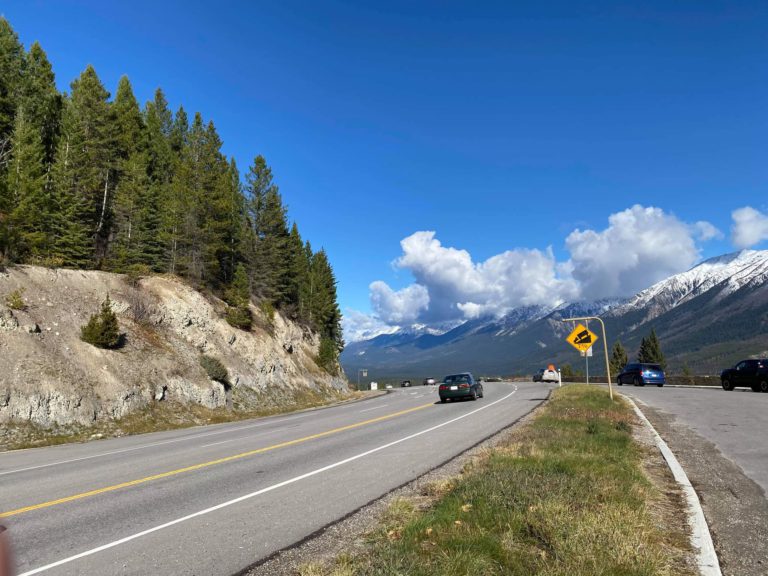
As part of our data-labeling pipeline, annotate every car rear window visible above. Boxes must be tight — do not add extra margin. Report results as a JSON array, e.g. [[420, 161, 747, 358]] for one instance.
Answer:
[[444, 374, 470, 384], [642, 364, 663, 371]]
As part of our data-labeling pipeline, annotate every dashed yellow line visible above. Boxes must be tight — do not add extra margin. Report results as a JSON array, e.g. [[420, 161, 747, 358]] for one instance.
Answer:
[[2, 402, 433, 518]]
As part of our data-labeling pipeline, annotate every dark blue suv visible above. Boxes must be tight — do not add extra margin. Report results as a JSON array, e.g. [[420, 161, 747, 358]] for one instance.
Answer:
[[617, 363, 666, 387]]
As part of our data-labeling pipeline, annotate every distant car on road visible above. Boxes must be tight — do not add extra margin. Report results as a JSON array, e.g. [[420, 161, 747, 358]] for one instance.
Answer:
[[617, 363, 666, 387], [721, 359, 768, 392], [422, 377, 436, 386], [533, 366, 558, 383], [438, 373, 483, 402], [401, 380, 411, 387]]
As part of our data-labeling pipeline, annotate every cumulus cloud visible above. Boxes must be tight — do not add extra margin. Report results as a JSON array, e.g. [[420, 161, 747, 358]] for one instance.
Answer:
[[344, 205, 722, 341], [369, 281, 430, 324], [732, 206, 768, 249], [565, 205, 707, 300]]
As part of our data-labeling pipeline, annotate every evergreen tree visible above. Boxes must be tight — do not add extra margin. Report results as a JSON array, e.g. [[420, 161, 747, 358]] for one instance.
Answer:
[[21, 42, 61, 166], [224, 262, 251, 329], [637, 329, 666, 369], [6, 106, 49, 258], [0, 17, 25, 162], [80, 294, 121, 348], [108, 76, 148, 269], [609, 340, 628, 378], [308, 249, 343, 370], [286, 222, 311, 319], [48, 95, 92, 266], [245, 155, 290, 304], [50, 66, 116, 265]]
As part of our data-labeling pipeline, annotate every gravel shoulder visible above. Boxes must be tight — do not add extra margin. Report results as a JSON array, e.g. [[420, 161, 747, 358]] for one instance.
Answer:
[[635, 402, 768, 576]]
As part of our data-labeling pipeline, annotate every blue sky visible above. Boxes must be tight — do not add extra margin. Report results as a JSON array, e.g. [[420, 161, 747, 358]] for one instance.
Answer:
[[4, 1, 768, 339]]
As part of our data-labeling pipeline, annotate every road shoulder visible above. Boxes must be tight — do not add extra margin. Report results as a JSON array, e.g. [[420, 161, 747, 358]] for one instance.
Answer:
[[633, 400, 768, 576]]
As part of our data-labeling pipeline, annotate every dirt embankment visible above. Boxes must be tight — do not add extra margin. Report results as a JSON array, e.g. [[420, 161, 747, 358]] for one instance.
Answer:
[[0, 266, 348, 437]]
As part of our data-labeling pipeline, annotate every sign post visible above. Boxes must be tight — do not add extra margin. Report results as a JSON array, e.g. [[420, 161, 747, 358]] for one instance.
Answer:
[[562, 316, 613, 401], [357, 369, 368, 391]]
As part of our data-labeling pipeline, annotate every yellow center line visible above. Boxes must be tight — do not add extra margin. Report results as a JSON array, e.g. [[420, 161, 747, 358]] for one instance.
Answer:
[[2, 402, 433, 518]]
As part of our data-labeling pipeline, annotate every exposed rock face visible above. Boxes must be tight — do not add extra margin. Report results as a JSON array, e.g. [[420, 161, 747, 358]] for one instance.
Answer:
[[0, 266, 348, 428]]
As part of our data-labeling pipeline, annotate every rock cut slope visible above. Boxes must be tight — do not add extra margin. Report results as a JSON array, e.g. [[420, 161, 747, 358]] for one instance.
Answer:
[[0, 266, 347, 429]]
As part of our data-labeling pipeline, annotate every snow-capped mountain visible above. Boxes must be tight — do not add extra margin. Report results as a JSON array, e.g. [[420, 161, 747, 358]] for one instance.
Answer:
[[341, 250, 768, 377], [613, 250, 768, 321]]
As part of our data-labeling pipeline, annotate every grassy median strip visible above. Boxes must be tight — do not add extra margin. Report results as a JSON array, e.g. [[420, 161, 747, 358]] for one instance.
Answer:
[[305, 385, 693, 576]]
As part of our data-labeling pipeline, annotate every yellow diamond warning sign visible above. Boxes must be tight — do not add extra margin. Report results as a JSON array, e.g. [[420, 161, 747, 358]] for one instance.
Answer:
[[566, 323, 598, 353]]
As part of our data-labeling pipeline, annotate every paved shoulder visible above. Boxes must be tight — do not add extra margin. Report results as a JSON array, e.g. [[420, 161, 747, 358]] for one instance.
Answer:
[[624, 391, 768, 576]]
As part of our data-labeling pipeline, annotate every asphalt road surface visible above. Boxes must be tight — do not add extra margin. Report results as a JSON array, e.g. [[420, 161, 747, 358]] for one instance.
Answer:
[[0, 381, 553, 576], [619, 385, 768, 494]]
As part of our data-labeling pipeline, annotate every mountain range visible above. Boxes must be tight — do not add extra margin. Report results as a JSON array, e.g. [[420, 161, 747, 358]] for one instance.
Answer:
[[341, 250, 768, 378]]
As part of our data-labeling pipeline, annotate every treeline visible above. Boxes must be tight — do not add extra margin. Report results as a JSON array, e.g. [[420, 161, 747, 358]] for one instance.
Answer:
[[0, 18, 342, 368]]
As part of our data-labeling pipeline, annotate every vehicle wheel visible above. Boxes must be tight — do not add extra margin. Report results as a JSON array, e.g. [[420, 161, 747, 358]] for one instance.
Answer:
[[760, 380, 768, 393], [479, 389, 484, 398], [633, 376, 643, 387], [440, 397, 447, 403], [657, 384, 664, 388], [471, 390, 478, 401], [721, 379, 734, 391], [617, 377, 623, 386]]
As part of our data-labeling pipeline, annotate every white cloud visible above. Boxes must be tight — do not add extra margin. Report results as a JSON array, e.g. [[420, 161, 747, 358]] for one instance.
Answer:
[[732, 206, 768, 249], [369, 281, 430, 324], [693, 221, 723, 242], [565, 205, 706, 300], [376, 232, 579, 325], [344, 204, 722, 341], [341, 309, 400, 343]]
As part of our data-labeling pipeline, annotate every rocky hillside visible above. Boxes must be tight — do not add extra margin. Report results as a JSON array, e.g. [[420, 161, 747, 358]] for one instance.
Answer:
[[0, 266, 348, 430]]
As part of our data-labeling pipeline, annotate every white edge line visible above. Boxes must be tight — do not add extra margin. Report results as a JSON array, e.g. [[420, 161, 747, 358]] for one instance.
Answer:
[[19, 386, 519, 576], [626, 397, 722, 576]]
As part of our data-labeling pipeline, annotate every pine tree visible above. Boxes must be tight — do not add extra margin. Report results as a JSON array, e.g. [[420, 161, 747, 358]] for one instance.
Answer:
[[80, 294, 121, 348], [108, 76, 148, 270], [48, 95, 92, 266], [609, 340, 628, 378], [637, 329, 666, 369], [0, 17, 25, 162], [49, 66, 116, 265], [7, 106, 49, 258], [224, 262, 251, 329], [21, 42, 61, 166], [647, 328, 666, 369], [286, 222, 310, 319], [308, 249, 343, 371]]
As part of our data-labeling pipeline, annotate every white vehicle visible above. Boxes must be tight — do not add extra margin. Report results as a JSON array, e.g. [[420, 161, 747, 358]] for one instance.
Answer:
[[534, 366, 559, 383]]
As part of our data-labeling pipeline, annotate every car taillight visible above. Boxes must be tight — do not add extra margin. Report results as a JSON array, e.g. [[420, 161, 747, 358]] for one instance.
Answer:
[[459, 383, 469, 389], [439, 385, 447, 390]]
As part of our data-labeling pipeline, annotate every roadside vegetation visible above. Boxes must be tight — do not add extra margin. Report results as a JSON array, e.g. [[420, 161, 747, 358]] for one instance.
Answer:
[[305, 385, 693, 576]]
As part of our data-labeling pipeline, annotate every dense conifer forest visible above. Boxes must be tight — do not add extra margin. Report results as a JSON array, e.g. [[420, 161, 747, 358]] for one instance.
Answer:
[[0, 18, 343, 370]]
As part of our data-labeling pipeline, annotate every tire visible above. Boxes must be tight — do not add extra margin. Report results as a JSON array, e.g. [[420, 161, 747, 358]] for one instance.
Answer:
[[617, 377, 623, 386], [479, 388, 484, 398], [471, 390, 478, 401], [633, 376, 644, 387], [440, 397, 447, 403], [657, 384, 664, 388], [760, 380, 768, 393], [721, 379, 734, 391]]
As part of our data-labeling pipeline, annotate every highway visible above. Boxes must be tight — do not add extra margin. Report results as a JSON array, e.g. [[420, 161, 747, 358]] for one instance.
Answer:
[[620, 385, 768, 493], [0, 381, 553, 576]]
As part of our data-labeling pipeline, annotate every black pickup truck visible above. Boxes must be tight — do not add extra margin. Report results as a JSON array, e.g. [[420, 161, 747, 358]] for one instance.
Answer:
[[721, 359, 768, 392]]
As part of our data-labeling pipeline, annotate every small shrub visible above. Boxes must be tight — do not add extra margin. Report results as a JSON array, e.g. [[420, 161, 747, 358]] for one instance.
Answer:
[[80, 295, 121, 349], [28, 255, 65, 268], [317, 336, 339, 373], [225, 304, 252, 330], [200, 355, 229, 383], [125, 263, 152, 288], [259, 300, 275, 324], [5, 288, 26, 310], [127, 289, 155, 324]]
